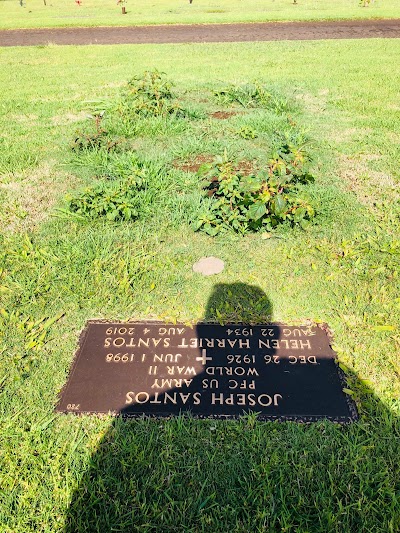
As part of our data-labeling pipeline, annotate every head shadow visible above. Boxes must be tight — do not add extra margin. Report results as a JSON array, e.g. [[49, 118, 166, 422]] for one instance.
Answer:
[[203, 282, 273, 323]]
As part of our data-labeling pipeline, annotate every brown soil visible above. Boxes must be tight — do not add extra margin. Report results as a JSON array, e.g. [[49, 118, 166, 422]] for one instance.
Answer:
[[173, 154, 214, 174], [235, 160, 258, 175], [210, 111, 239, 120], [174, 155, 258, 176], [0, 19, 399, 47]]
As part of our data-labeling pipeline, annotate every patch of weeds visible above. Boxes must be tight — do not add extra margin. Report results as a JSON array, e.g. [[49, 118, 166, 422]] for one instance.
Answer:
[[71, 112, 128, 153], [71, 131, 124, 153], [122, 70, 188, 118], [272, 128, 313, 176], [215, 82, 292, 113], [66, 77, 317, 236], [236, 126, 258, 140], [67, 174, 144, 222], [195, 144, 315, 236]]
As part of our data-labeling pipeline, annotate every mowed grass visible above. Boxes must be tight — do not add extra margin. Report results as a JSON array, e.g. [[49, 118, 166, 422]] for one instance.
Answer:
[[0, 0, 399, 30], [0, 40, 399, 531]]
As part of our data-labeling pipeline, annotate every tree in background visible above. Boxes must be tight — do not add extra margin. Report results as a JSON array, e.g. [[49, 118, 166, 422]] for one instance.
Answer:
[[117, 0, 127, 14]]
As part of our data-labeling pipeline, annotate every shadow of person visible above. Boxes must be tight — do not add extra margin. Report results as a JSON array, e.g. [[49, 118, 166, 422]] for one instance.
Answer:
[[203, 282, 273, 323], [64, 283, 399, 532], [65, 282, 274, 531]]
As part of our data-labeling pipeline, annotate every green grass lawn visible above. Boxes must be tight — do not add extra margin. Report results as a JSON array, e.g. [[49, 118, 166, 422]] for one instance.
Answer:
[[0, 0, 399, 30], [0, 40, 399, 531]]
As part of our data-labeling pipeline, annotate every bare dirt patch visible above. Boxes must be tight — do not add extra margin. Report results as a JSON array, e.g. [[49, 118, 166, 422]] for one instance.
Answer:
[[210, 111, 239, 120], [174, 155, 258, 176], [173, 154, 214, 174], [236, 160, 259, 175]]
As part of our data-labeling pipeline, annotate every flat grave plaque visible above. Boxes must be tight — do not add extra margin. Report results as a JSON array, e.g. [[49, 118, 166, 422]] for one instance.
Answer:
[[56, 322, 358, 422]]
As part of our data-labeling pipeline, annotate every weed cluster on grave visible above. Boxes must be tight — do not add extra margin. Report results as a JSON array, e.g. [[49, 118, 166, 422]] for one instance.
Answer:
[[122, 70, 190, 118], [71, 111, 132, 153], [67, 71, 317, 235], [195, 144, 315, 235]]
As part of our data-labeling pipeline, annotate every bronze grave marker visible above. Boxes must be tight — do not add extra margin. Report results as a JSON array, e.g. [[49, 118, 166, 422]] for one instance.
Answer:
[[56, 322, 358, 422]]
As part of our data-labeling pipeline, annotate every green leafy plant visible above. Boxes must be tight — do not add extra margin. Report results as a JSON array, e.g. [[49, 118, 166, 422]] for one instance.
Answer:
[[215, 82, 291, 113], [271, 129, 314, 184], [195, 147, 315, 236], [236, 126, 258, 139], [67, 173, 144, 222], [123, 70, 187, 117]]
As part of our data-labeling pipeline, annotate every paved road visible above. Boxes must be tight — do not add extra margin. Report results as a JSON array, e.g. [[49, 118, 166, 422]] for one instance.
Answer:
[[0, 19, 400, 46]]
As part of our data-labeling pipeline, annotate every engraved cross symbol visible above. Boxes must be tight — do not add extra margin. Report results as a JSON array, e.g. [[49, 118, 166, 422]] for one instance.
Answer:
[[196, 349, 213, 365]]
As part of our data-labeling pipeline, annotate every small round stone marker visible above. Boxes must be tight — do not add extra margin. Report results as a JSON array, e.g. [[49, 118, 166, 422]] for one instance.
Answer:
[[192, 256, 224, 276]]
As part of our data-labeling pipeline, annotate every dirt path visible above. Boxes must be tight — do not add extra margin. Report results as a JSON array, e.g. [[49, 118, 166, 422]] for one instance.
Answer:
[[0, 19, 399, 46]]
